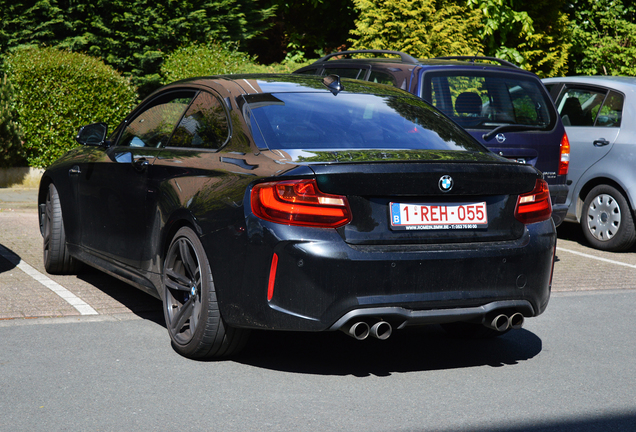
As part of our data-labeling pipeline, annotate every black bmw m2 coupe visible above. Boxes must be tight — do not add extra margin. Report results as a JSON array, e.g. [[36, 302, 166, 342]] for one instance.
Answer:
[[39, 75, 556, 359]]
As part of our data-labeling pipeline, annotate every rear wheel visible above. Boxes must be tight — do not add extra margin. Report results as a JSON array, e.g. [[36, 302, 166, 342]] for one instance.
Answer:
[[581, 185, 636, 251], [162, 227, 248, 359], [42, 183, 81, 275]]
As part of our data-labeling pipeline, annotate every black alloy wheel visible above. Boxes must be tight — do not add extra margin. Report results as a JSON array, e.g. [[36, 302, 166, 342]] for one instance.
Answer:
[[581, 185, 636, 252], [42, 183, 81, 275], [162, 227, 248, 359]]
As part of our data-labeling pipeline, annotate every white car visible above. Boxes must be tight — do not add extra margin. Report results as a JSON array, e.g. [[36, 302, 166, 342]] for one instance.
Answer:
[[543, 76, 636, 251]]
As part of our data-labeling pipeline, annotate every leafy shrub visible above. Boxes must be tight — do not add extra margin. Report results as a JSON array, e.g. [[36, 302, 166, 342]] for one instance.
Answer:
[[0, 74, 25, 168], [4, 47, 138, 168], [161, 41, 314, 83]]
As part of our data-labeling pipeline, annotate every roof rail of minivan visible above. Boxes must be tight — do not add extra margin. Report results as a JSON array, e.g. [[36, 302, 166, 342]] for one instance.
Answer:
[[434, 56, 520, 69], [314, 50, 419, 64]]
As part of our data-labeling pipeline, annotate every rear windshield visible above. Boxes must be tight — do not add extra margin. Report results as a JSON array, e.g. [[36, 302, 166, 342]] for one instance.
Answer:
[[425, 72, 555, 130], [244, 92, 486, 152]]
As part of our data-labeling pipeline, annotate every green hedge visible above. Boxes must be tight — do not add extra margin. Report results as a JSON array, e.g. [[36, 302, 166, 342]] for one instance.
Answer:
[[161, 41, 313, 83], [4, 47, 139, 168], [0, 74, 25, 168]]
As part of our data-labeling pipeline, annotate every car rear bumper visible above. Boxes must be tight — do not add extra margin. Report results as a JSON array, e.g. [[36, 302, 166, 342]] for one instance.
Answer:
[[549, 183, 569, 227], [218, 218, 556, 332]]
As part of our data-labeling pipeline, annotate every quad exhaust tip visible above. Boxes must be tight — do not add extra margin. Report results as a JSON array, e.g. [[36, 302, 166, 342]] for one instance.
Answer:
[[484, 312, 525, 332], [342, 320, 392, 340]]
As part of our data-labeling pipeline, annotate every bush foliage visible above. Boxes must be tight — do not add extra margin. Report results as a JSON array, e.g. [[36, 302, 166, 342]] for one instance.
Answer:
[[349, 0, 484, 58], [0, 0, 275, 96], [161, 41, 312, 82], [0, 74, 24, 168], [4, 47, 138, 168]]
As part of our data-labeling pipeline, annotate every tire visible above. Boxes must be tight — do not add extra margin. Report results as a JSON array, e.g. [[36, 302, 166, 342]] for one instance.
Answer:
[[42, 183, 81, 275], [440, 322, 509, 339], [162, 227, 249, 359], [581, 185, 636, 251]]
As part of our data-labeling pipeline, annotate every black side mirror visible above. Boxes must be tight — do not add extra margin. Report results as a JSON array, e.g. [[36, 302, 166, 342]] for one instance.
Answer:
[[76, 122, 108, 146]]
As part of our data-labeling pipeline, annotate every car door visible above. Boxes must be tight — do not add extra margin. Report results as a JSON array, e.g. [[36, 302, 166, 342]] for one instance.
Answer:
[[554, 85, 623, 204], [78, 89, 196, 268]]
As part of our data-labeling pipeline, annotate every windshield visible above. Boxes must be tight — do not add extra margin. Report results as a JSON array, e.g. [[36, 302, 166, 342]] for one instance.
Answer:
[[244, 92, 486, 152], [426, 73, 554, 130]]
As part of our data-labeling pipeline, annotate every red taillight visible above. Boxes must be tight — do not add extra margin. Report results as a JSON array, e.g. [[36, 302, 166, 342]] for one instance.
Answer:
[[515, 179, 552, 224], [558, 132, 570, 175], [251, 179, 352, 228], [267, 253, 278, 301]]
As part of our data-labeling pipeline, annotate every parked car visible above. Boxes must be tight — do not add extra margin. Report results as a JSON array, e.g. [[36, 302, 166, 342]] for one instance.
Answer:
[[294, 50, 570, 226], [542, 76, 636, 251], [39, 75, 556, 359]]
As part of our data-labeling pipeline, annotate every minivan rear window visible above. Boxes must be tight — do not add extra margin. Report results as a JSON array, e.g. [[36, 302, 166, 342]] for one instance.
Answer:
[[425, 73, 554, 130], [245, 92, 486, 152]]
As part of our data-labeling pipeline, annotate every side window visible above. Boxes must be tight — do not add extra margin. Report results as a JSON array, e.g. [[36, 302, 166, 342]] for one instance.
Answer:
[[169, 91, 230, 149], [295, 68, 319, 75], [596, 90, 623, 127], [556, 87, 606, 126], [117, 91, 195, 147], [368, 71, 396, 86], [324, 67, 366, 80], [118, 91, 195, 148]]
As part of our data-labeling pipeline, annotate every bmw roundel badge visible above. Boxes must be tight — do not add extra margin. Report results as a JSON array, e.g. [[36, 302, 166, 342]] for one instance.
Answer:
[[439, 175, 453, 192]]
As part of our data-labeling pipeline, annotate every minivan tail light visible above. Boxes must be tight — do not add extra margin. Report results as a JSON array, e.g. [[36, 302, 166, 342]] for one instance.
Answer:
[[515, 179, 552, 224], [558, 132, 570, 175], [251, 179, 352, 228]]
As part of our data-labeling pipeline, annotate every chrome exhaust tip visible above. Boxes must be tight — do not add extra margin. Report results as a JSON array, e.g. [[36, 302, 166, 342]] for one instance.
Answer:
[[343, 321, 370, 340], [370, 321, 392, 340], [508, 312, 524, 329], [485, 314, 510, 332]]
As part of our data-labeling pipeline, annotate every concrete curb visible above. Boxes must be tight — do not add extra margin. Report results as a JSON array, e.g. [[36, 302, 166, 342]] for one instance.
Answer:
[[0, 167, 44, 188]]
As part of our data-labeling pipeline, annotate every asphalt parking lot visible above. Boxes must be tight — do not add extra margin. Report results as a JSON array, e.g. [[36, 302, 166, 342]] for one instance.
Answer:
[[1, 186, 635, 321]]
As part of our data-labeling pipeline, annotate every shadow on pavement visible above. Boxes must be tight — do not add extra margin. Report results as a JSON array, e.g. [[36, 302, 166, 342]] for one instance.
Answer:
[[431, 411, 636, 432], [235, 325, 542, 376], [77, 267, 164, 326]]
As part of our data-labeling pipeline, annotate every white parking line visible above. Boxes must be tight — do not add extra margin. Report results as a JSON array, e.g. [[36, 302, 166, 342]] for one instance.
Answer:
[[557, 246, 636, 270], [0, 245, 98, 315]]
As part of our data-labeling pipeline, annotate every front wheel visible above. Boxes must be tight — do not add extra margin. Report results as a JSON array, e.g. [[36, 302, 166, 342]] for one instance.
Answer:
[[42, 183, 81, 275], [162, 227, 248, 359], [581, 185, 636, 251]]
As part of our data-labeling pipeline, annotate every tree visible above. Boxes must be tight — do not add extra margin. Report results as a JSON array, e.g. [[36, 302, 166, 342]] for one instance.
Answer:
[[565, 0, 636, 75], [0, 0, 275, 96], [467, 0, 571, 77], [349, 0, 484, 58], [247, 0, 357, 63]]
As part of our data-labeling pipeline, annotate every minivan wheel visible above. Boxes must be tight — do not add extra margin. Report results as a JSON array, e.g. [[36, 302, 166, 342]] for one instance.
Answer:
[[162, 227, 248, 359], [581, 185, 636, 251]]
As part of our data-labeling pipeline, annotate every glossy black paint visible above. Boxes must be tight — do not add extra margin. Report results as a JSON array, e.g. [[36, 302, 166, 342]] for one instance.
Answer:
[[39, 75, 556, 334]]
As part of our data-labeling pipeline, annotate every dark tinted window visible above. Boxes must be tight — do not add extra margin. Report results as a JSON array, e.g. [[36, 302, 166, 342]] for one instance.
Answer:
[[118, 91, 195, 148], [427, 73, 553, 130], [369, 71, 395, 86], [556, 87, 623, 127], [169, 91, 230, 149], [246, 92, 484, 152], [324, 67, 366, 79]]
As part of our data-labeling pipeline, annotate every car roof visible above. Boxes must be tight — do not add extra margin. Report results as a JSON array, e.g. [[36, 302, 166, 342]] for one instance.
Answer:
[[543, 76, 636, 93], [162, 73, 416, 97], [294, 51, 541, 80]]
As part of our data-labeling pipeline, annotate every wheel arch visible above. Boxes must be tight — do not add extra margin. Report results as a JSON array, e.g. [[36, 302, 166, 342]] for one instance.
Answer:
[[37, 176, 55, 236], [575, 177, 634, 222]]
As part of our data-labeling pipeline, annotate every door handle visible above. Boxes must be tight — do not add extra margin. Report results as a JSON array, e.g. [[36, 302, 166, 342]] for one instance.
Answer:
[[69, 165, 81, 175], [593, 139, 610, 147]]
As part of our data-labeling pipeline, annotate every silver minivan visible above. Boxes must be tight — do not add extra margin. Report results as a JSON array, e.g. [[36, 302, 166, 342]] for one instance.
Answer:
[[543, 76, 636, 251]]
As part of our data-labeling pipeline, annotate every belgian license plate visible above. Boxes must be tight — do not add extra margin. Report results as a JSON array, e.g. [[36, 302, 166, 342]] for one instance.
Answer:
[[390, 202, 488, 230]]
